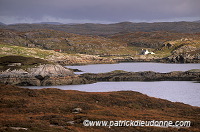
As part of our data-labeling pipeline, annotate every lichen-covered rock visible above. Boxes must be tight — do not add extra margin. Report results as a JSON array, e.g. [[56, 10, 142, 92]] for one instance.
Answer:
[[28, 64, 74, 77]]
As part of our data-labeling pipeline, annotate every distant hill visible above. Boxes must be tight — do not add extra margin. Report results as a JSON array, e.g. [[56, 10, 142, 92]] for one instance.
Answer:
[[33, 22, 63, 25], [193, 20, 200, 23], [0, 22, 6, 25], [1, 21, 200, 36]]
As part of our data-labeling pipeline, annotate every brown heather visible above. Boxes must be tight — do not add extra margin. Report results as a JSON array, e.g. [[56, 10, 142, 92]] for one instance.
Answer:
[[0, 84, 199, 132]]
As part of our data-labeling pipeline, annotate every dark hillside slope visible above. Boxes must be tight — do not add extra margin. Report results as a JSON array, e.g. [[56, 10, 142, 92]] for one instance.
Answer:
[[1, 21, 200, 36]]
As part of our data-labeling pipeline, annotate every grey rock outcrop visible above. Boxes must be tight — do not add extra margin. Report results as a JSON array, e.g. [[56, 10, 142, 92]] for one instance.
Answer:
[[164, 54, 200, 63], [0, 64, 90, 86], [29, 64, 74, 77], [162, 44, 200, 63]]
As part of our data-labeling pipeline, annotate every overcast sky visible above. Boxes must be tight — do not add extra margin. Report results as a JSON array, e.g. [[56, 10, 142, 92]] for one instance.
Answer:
[[0, 0, 200, 24]]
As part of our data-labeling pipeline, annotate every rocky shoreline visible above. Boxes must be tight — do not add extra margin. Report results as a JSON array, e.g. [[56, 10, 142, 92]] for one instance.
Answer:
[[1, 68, 200, 86], [81, 70, 200, 82]]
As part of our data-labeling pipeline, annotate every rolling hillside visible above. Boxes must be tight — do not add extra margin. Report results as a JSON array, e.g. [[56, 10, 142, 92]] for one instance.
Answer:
[[0, 44, 116, 65], [1, 21, 200, 36], [109, 31, 200, 48], [0, 29, 135, 56], [1, 24, 200, 63]]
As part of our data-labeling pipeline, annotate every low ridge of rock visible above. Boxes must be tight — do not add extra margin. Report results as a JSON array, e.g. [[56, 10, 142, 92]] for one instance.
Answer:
[[81, 70, 200, 82]]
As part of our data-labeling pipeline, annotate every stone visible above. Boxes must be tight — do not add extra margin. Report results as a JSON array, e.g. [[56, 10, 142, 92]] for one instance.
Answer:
[[10, 127, 28, 130], [72, 108, 82, 113], [7, 63, 21, 66]]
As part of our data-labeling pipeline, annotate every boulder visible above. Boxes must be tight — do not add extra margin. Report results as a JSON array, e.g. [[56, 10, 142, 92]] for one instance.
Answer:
[[72, 108, 82, 113], [29, 64, 74, 77]]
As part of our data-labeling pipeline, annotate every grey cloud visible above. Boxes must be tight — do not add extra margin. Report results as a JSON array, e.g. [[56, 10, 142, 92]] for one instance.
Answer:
[[0, 0, 200, 24]]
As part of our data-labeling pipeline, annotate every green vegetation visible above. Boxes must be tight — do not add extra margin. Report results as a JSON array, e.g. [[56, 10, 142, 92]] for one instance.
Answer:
[[154, 39, 200, 58], [187, 69, 200, 72], [0, 29, 136, 56], [0, 55, 50, 65], [0, 44, 117, 66], [0, 43, 55, 58], [0, 55, 52, 71], [108, 70, 129, 73]]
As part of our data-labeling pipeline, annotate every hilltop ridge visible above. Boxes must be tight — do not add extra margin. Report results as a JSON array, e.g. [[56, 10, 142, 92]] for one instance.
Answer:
[[1, 21, 200, 36]]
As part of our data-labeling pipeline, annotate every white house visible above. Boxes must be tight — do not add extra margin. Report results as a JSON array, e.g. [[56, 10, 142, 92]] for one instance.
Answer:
[[141, 49, 155, 55]]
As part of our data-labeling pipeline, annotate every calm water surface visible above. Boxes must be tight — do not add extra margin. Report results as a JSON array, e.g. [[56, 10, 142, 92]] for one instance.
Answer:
[[66, 62, 200, 73], [26, 81, 200, 107], [26, 63, 200, 107]]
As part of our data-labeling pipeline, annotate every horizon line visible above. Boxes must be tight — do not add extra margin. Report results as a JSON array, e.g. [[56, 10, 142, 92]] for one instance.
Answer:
[[1, 20, 199, 25]]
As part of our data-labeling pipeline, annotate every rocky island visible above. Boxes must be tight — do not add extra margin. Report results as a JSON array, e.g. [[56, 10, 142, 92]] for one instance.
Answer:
[[81, 70, 200, 82]]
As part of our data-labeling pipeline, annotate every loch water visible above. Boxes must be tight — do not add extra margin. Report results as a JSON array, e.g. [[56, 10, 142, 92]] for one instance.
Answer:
[[26, 62, 200, 107]]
